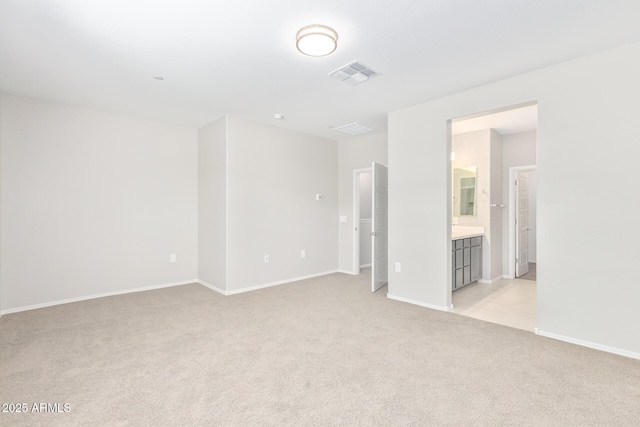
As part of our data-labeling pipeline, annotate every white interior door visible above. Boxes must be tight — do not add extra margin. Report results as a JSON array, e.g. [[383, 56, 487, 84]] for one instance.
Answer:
[[515, 171, 530, 277], [371, 162, 388, 292]]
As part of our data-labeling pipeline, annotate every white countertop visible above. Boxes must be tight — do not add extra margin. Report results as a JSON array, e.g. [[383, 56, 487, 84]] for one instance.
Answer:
[[452, 226, 484, 240]]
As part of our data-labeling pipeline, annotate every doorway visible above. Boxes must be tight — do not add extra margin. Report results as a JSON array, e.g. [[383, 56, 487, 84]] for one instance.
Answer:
[[352, 163, 389, 292], [449, 103, 538, 331], [508, 166, 537, 279], [352, 168, 372, 277]]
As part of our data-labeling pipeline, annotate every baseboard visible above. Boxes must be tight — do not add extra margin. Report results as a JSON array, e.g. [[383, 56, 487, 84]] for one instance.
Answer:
[[359, 263, 372, 268], [536, 329, 640, 360], [0, 279, 198, 315], [387, 293, 451, 312], [197, 280, 226, 295], [503, 274, 515, 279], [338, 269, 356, 275], [223, 270, 340, 296], [478, 275, 504, 285]]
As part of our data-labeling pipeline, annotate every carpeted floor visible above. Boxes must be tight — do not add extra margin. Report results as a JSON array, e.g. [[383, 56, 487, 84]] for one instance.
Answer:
[[1, 271, 639, 426]]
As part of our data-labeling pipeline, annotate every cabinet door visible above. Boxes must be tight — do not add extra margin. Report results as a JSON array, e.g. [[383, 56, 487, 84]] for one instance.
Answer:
[[463, 266, 471, 285], [463, 247, 471, 267], [455, 268, 464, 289], [455, 249, 464, 269], [471, 245, 482, 282]]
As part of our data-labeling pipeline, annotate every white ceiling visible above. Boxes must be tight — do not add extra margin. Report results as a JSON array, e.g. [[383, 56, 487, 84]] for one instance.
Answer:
[[1, 1, 639, 141]]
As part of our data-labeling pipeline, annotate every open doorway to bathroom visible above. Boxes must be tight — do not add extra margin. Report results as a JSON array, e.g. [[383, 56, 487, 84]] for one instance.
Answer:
[[449, 103, 538, 332]]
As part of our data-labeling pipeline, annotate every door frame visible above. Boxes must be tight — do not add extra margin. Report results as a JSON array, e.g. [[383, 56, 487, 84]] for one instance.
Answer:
[[352, 167, 372, 275], [507, 165, 537, 279]]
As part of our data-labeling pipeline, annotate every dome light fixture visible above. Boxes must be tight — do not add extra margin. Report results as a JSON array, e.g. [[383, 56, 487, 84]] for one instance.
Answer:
[[296, 24, 338, 57]]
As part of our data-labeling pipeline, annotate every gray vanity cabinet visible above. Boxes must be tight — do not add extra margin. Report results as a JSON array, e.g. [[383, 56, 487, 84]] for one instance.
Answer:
[[452, 236, 482, 291]]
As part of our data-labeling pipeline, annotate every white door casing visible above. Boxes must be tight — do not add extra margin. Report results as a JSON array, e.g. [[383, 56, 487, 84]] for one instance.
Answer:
[[371, 162, 388, 292]]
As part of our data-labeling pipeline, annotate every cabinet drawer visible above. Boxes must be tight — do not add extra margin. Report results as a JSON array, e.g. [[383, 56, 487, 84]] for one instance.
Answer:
[[454, 239, 464, 249], [471, 236, 482, 247], [463, 238, 471, 248]]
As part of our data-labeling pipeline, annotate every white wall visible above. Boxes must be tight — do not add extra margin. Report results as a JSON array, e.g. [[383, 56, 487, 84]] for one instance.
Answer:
[[338, 131, 388, 273], [502, 130, 537, 166], [0, 95, 198, 311], [389, 41, 640, 356], [359, 172, 372, 220], [0, 97, 2, 315], [502, 130, 537, 272], [452, 130, 490, 228], [225, 116, 338, 292], [198, 117, 227, 290]]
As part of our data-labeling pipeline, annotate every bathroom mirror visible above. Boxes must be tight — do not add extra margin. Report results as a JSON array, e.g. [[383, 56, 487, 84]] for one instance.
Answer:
[[453, 166, 477, 216]]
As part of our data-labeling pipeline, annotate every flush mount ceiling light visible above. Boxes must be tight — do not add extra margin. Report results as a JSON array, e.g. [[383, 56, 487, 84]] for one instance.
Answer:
[[296, 24, 338, 57]]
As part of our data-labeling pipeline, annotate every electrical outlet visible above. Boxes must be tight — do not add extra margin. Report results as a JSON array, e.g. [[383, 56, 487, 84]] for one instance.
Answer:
[[264, 255, 269, 263], [395, 262, 401, 272], [301, 250, 306, 258], [170, 254, 176, 263]]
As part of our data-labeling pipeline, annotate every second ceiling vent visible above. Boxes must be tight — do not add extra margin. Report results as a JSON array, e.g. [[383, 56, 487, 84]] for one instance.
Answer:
[[329, 60, 380, 86]]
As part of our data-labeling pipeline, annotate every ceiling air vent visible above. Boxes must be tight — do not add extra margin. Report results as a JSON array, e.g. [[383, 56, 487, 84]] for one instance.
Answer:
[[329, 60, 380, 86], [331, 122, 374, 136]]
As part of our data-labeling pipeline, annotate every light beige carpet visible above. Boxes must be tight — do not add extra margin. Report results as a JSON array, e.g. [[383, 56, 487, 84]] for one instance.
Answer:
[[1, 271, 639, 426]]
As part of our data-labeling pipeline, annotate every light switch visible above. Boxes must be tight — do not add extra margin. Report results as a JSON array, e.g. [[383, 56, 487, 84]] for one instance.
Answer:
[[316, 194, 323, 201], [395, 262, 401, 272]]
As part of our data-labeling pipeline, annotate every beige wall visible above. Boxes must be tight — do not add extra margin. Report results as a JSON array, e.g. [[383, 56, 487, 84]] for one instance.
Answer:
[[0, 95, 198, 311], [389, 41, 640, 356]]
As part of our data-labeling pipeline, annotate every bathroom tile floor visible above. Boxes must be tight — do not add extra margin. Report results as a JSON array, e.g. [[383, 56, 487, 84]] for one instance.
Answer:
[[451, 278, 536, 332]]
